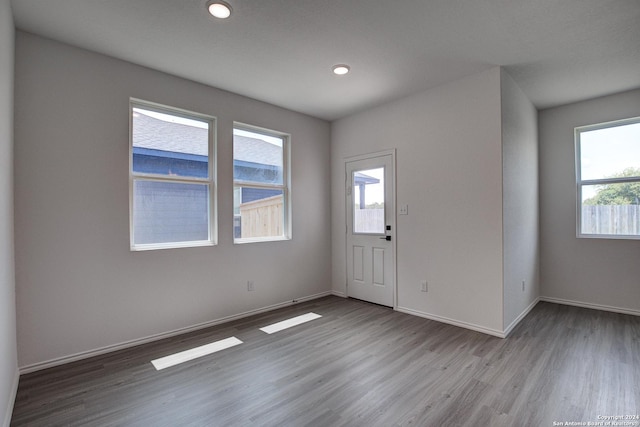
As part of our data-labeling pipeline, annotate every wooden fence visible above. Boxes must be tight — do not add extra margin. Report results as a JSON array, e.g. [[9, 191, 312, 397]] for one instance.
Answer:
[[582, 205, 640, 235], [239, 203, 640, 238], [356, 206, 640, 236], [239, 195, 283, 238], [354, 208, 385, 233]]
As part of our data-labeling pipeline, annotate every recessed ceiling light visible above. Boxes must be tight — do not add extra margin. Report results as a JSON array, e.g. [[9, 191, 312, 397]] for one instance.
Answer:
[[207, 1, 232, 19], [332, 64, 351, 75]]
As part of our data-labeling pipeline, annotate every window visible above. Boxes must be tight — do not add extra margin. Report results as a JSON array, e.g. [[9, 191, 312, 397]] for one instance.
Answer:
[[130, 100, 216, 250], [233, 124, 290, 243], [575, 117, 640, 239], [352, 168, 385, 234]]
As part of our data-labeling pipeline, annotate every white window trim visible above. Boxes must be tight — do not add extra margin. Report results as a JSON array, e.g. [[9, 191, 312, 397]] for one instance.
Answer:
[[575, 116, 640, 240], [233, 122, 291, 244], [129, 98, 217, 251]]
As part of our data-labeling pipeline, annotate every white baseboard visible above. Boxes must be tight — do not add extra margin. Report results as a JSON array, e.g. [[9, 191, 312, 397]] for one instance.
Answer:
[[540, 296, 640, 317], [503, 297, 540, 337], [331, 290, 346, 298], [2, 369, 19, 427], [396, 306, 506, 338], [20, 291, 332, 374]]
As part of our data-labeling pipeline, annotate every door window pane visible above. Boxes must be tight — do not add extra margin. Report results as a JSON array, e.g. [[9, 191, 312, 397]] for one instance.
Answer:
[[353, 168, 385, 234]]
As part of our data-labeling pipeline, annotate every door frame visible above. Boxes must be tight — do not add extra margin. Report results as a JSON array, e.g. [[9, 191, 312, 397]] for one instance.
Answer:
[[344, 149, 397, 309]]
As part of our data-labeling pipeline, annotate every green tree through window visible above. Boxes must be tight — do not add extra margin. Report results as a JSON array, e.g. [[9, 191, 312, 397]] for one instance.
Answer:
[[583, 167, 640, 206]]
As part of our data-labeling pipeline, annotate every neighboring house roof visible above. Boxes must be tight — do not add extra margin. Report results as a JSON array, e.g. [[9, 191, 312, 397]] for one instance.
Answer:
[[132, 110, 282, 166], [233, 135, 282, 167], [133, 110, 208, 156], [354, 172, 379, 185]]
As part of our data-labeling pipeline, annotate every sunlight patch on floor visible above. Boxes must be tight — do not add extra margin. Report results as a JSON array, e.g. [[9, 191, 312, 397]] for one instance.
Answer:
[[259, 312, 322, 334], [151, 336, 243, 370]]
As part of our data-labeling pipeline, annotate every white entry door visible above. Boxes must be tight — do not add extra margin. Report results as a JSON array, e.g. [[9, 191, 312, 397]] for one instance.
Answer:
[[345, 151, 395, 307]]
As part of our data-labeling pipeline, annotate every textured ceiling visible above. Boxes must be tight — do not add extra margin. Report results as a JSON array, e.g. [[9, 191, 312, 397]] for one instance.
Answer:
[[10, 0, 640, 121]]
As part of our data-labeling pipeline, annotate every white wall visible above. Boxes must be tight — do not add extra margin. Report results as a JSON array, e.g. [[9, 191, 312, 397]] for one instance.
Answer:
[[0, 0, 18, 424], [14, 32, 331, 369], [539, 89, 640, 313], [500, 69, 539, 331], [332, 68, 505, 334]]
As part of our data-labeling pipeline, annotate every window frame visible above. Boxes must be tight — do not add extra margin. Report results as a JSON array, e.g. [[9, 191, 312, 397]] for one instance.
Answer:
[[575, 116, 640, 240], [233, 122, 291, 244], [129, 98, 217, 251]]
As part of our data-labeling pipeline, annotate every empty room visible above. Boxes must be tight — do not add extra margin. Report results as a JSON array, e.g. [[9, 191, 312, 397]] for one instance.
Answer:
[[2, 0, 640, 426]]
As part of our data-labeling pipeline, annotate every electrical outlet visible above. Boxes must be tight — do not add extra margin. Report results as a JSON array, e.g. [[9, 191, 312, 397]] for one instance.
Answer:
[[247, 280, 255, 292], [420, 280, 428, 292]]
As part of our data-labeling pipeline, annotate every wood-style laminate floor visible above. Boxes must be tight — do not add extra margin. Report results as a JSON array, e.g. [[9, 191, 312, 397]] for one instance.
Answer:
[[11, 297, 640, 426]]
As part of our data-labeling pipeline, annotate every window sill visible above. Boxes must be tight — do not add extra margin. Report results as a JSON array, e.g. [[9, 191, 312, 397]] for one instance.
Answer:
[[131, 240, 216, 251], [233, 236, 291, 245], [577, 233, 640, 240]]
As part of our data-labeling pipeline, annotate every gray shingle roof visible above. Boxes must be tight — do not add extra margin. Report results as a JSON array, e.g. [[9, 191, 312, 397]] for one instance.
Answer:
[[233, 135, 282, 167], [133, 110, 282, 166], [132, 110, 208, 156]]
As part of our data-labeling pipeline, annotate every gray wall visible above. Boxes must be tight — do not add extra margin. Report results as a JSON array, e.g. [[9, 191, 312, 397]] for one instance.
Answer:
[[500, 69, 540, 331], [0, 0, 17, 423], [14, 32, 331, 368], [332, 68, 505, 334], [539, 89, 640, 313]]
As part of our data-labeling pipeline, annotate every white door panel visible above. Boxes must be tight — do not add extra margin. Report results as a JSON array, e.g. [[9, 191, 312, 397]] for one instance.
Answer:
[[345, 152, 395, 307]]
